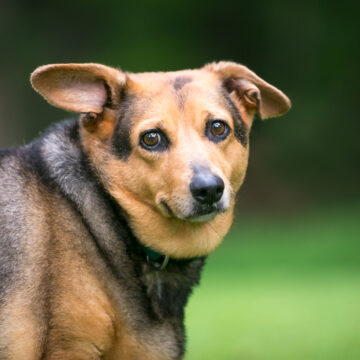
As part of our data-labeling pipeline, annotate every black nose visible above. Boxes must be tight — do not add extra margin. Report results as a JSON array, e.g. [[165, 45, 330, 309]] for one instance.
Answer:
[[190, 173, 224, 205]]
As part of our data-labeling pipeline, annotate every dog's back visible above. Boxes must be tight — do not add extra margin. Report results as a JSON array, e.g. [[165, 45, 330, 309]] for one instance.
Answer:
[[0, 148, 29, 301], [0, 145, 49, 357]]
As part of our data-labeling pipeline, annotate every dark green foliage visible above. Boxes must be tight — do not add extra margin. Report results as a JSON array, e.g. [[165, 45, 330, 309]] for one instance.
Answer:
[[0, 0, 359, 206]]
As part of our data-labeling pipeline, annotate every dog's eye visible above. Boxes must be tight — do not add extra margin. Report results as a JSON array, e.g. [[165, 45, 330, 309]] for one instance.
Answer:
[[140, 129, 169, 151], [211, 121, 226, 136], [143, 132, 160, 147], [206, 120, 230, 142]]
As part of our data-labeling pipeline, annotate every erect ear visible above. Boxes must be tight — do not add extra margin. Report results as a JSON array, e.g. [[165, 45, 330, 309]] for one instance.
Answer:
[[204, 61, 291, 119], [30, 63, 126, 114]]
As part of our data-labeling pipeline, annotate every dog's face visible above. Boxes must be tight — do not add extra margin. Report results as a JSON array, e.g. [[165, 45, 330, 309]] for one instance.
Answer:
[[98, 70, 249, 222], [31, 62, 290, 258]]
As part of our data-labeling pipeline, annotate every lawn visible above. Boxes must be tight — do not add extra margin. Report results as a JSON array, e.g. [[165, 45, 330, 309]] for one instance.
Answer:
[[185, 204, 360, 359]]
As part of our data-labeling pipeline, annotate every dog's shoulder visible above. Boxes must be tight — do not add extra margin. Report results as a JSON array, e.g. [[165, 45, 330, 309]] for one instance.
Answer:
[[0, 120, 81, 294]]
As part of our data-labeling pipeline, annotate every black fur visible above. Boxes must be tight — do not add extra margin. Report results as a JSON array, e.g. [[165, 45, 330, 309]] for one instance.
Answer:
[[111, 92, 134, 159], [220, 87, 248, 147], [0, 149, 28, 305], [0, 120, 205, 357]]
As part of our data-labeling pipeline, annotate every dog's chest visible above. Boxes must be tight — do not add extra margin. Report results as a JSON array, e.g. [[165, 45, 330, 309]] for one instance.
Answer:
[[105, 321, 179, 360], [48, 261, 181, 359], [103, 273, 182, 359], [104, 266, 194, 359]]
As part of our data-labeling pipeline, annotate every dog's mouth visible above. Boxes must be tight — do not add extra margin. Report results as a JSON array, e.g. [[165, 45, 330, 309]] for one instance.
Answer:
[[186, 203, 227, 222], [160, 200, 175, 217], [159, 200, 225, 223], [185, 210, 218, 222]]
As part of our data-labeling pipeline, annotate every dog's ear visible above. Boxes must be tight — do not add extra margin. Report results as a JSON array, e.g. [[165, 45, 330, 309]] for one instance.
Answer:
[[204, 61, 291, 119], [31, 63, 125, 114]]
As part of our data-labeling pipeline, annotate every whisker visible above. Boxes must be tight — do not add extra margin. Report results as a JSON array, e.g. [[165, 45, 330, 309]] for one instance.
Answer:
[[205, 221, 222, 241]]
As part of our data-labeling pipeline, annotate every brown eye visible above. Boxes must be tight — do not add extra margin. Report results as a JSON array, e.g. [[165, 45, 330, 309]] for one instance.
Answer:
[[211, 121, 226, 136], [142, 132, 160, 147], [205, 119, 230, 143], [140, 129, 169, 151]]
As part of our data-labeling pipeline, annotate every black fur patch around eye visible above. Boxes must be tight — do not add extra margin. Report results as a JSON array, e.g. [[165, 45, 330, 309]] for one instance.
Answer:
[[111, 93, 135, 160], [220, 88, 248, 147]]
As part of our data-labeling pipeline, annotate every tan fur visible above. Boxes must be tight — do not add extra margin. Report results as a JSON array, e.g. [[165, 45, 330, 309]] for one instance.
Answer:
[[1, 181, 177, 359], [80, 69, 251, 258], [22, 61, 291, 357], [31, 63, 125, 114], [204, 61, 291, 118]]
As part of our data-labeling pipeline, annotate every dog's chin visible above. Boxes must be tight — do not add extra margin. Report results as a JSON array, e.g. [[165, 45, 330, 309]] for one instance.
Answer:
[[185, 211, 218, 223]]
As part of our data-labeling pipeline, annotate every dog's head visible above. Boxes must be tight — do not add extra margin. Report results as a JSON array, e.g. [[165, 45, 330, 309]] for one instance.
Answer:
[[31, 62, 290, 258]]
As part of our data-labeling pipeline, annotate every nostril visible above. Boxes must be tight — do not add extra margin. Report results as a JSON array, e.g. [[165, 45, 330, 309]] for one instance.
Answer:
[[213, 179, 224, 202], [199, 189, 208, 198], [215, 185, 223, 197]]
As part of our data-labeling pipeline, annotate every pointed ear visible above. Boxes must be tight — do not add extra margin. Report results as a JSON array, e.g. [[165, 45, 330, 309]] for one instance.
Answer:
[[30, 63, 126, 114], [204, 61, 291, 119]]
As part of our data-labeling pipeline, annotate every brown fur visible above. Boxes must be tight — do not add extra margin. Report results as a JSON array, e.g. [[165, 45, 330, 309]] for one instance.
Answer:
[[78, 69, 255, 258], [1, 180, 177, 359], [0, 61, 290, 359]]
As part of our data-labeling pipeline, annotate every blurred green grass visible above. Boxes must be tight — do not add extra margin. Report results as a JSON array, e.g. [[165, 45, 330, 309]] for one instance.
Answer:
[[185, 204, 360, 360]]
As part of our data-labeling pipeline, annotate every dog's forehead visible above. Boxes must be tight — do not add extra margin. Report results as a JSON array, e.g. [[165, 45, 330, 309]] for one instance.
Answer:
[[127, 69, 224, 115], [129, 69, 220, 94]]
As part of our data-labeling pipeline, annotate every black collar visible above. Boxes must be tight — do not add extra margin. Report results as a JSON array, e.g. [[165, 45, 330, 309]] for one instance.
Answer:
[[140, 243, 203, 271]]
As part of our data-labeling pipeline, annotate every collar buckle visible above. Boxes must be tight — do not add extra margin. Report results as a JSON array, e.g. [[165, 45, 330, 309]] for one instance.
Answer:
[[146, 254, 170, 271]]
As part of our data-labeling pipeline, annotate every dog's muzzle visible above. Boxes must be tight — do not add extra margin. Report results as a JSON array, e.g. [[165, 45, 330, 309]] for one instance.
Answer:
[[158, 167, 228, 222]]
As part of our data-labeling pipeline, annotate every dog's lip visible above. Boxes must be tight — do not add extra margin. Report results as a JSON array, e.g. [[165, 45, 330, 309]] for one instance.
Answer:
[[185, 204, 221, 222], [159, 200, 226, 222], [160, 200, 174, 217], [185, 211, 218, 223]]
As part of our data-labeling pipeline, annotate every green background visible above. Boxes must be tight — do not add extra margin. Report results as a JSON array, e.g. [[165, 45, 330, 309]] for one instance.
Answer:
[[0, 1, 359, 358]]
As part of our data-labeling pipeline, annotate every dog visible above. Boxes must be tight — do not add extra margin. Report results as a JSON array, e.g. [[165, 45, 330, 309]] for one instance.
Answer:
[[0, 61, 290, 359]]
